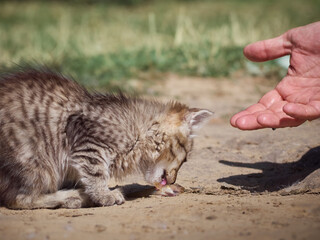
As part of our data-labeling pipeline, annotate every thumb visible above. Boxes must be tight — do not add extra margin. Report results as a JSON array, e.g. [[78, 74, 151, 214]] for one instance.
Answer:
[[244, 33, 292, 62], [283, 102, 320, 120]]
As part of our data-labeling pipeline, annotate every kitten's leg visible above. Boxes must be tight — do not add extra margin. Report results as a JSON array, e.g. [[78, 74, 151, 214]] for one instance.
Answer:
[[66, 115, 125, 206], [8, 189, 90, 209], [73, 164, 125, 206], [80, 174, 125, 207]]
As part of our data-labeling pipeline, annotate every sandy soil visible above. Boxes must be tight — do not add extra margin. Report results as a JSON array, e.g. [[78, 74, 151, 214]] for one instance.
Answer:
[[1, 74, 319, 240]]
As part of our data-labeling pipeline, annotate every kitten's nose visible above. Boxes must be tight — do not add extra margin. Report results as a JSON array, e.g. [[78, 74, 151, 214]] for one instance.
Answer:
[[166, 177, 176, 184], [166, 170, 177, 184]]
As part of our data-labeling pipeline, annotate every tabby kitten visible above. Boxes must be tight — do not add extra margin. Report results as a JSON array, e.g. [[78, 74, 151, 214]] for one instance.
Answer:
[[0, 69, 213, 209]]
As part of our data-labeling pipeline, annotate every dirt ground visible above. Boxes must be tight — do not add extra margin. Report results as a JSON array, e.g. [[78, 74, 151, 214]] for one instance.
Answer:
[[1, 74, 319, 240]]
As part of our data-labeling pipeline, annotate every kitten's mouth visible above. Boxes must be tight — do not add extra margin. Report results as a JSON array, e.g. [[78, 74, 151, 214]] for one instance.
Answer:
[[161, 170, 167, 185], [160, 177, 167, 186], [155, 170, 167, 189]]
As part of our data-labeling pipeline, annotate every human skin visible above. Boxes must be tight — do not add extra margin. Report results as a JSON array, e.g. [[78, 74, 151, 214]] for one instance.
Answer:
[[230, 21, 320, 130]]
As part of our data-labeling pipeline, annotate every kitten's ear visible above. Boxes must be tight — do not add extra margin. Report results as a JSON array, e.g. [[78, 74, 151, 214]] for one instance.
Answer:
[[185, 108, 214, 132]]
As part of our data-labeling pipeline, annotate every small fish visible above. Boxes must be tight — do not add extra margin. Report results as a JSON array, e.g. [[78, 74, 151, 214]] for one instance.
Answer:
[[153, 184, 185, 197]]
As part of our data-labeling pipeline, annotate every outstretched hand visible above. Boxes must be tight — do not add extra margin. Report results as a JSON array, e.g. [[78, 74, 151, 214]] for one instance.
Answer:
[[231, 21, 320, 130]]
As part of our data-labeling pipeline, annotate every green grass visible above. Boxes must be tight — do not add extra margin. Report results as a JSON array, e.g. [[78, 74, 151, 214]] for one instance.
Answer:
[[0, 0, 319, 90]]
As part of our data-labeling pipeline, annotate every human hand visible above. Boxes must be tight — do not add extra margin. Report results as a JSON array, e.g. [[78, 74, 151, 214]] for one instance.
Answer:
[[231, 21, 320, 130]]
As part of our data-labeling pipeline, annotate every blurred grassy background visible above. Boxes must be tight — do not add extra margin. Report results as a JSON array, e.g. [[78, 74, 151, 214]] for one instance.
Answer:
[[0, 0, 319, 90]]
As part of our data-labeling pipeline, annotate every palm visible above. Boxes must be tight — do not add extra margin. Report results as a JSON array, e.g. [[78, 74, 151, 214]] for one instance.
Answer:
[[231, 22, 320, 130]]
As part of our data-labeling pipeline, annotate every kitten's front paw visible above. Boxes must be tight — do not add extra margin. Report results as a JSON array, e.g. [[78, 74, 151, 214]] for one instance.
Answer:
[[95, 189, 125, 206], [61, 197, 82, 209]]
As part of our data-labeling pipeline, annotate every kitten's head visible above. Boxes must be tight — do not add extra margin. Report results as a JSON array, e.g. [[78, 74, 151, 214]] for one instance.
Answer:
[[143, 102, 214, 188]]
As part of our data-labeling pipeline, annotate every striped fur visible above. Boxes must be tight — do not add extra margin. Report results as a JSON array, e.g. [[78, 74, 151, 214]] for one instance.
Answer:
[[0, 68, 213, 209]]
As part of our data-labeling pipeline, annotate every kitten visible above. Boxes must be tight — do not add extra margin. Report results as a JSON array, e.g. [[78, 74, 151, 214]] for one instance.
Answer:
[[0, 68, 213, 209]]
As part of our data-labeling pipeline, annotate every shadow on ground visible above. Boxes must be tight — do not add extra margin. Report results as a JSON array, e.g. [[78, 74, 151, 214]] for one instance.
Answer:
[[112, 184, 155, 200], [217, 146, 320, 192]]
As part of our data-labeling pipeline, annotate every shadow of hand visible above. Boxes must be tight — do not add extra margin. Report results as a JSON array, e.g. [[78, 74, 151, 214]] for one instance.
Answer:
[[217, 146, 320, 192]]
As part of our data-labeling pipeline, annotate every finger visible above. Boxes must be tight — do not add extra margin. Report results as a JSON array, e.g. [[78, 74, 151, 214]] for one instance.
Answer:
[[257, 112, 306, 128], [283, 101, 320, 120], [233, 107, 273, 130], [233, 100, 303, 129], [231, 90, 283, 129], [230, 112, 245, 127], [230, 103, 266, 127], [234, 114, 264, 130], [244, 34, 292, 62], [258, 89, 283, 108], [257, 100, 306, 128]]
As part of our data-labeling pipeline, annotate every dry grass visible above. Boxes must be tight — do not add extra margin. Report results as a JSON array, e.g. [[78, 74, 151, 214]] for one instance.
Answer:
[[0, 0, 319, 89]]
